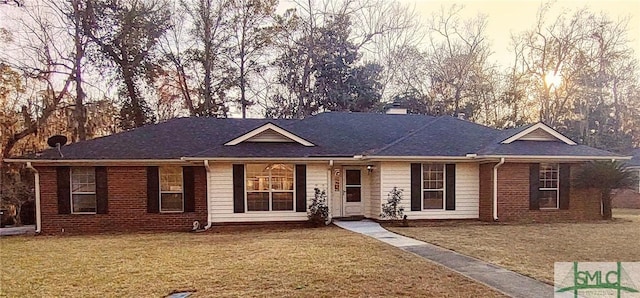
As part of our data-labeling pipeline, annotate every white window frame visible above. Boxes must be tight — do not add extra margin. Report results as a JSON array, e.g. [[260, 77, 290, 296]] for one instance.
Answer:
[[159, 166, 184, 213], [245, 164, 296, 212], [422, 163, 446, 210], [70, 167, 97, 214], [539, 163, 560, 209]]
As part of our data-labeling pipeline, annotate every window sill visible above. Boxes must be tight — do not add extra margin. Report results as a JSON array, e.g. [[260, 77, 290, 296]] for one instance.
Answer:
[[539, 207, 560, 211], [159, 210, 185, 214], [246, 210, 297, 213], [71, 212, 97, 215]]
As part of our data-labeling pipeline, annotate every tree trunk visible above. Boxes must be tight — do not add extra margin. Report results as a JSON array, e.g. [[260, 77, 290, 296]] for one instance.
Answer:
[[601, 189, 612, 220], [122, 66, 144, 127], [73, 0, 86, 141], [202, 0, 214, 116]]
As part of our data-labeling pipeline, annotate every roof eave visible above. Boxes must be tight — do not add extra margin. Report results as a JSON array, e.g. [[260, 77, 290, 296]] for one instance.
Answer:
[[476, 155, 630, 161], [3, 158, 190, 166]]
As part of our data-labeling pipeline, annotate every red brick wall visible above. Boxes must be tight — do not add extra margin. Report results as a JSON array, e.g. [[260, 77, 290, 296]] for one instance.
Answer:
[[38, 166, 207, 234], [482, 163, 601, 222], [478, 163, 494, 221], [612, 189, 640, 209]]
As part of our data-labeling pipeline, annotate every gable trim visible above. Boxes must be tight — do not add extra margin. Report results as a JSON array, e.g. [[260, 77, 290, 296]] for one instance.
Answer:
[[501, 123, 577, 145], [224, 123, 315, 147]]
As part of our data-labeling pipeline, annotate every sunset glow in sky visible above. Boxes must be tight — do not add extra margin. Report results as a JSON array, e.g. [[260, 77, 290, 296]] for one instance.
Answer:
[[401, 0, 640, 67]]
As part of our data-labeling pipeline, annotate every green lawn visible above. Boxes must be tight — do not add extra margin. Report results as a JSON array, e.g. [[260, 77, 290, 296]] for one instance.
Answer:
[[386, 209, 640, 284], [1, 226, 504, 297]]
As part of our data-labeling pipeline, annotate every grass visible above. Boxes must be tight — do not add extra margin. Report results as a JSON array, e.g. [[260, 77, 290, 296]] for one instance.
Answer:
[[0, 226, 504, 297], [386, 209, 640, 284]]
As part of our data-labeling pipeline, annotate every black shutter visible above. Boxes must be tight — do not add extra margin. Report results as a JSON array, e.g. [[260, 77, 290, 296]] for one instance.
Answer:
[[233, 164, 245, 213], [183, 166, 195, 212], [95, 167, 108, 214], [529, 163, 540, 210], [559, 164, 571, 210], [445, 164, 456, 210], [411, 163, 421, 211], [295, 164, 307, 212], [147, 166, 159, 213], [56, 167, 71, 214]]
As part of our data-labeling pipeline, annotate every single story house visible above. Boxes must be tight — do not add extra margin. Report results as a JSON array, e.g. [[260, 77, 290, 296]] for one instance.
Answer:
[[4, 109, 630, 234]]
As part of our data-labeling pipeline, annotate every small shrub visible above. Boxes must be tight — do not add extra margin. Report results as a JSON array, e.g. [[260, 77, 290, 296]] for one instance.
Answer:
[[381, 187, 405, 221], [308, 188, 330, 227]]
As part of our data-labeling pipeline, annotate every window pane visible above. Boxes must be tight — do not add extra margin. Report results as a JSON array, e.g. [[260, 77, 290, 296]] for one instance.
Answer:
[[246, 164, 270, 191], [423, 191, 443, 209], [72, 194, 96, 213], [272, 192, 294, 211], [270, 164, 294, 190], [423, 164, 444, 190], [71, 167, 96, 193], [247, 192, 269, 211], [161, 193, 183, 212], [539, 190, 558, 208], [346, 186, 361, 202], [160, 167, 183, 192], [539, 163, 559, 190], [346, 170, 361, 185]]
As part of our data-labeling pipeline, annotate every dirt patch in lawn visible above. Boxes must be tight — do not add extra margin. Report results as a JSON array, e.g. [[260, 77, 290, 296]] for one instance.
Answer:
[[386, 209, 640, 285], [0, 226, 504, 297]]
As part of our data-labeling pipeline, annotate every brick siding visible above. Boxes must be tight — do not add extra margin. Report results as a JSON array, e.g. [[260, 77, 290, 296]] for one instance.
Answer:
[[612, 189, 640, 209], [478, 163, 494, 221], [479, 162, 601, 222], [38, 166, 207, 234]]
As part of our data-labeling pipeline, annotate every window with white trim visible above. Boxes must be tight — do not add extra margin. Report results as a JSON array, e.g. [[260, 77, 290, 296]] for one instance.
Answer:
[[160, 166, 184, 212], [422, 163, 445, 210], [71, 167, 96, 213], [246, 164, 294, 211], [539, 163, 559, 209]]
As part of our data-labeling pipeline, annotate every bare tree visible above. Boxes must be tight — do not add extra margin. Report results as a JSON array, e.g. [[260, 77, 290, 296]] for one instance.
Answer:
[[424, 4, 494, 117], [226, 0, 278, 118], [82, 0, 171, 129]]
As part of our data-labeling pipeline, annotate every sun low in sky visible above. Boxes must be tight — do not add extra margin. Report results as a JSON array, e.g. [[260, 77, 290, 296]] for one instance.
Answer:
[[401, 0, 640, 67]]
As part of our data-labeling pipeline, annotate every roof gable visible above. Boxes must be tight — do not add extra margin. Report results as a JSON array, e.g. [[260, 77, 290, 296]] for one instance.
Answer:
[[224, 123, 315, 147], [501, 123, 576, 145]]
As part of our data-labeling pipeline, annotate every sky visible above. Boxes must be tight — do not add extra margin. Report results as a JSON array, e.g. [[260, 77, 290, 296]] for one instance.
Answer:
[[396, 0, 640, 67]]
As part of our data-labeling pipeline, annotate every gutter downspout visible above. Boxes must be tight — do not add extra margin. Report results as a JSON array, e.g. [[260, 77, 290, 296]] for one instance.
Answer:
[[492, 158, 505, 221], [327, 160, 333, 222], [26, 162, 41, 233], [202, 160, 213, 231]]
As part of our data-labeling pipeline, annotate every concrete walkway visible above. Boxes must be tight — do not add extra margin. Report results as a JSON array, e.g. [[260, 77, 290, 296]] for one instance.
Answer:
[[0, 225, 35, 236], [334, 220, 554, 298]]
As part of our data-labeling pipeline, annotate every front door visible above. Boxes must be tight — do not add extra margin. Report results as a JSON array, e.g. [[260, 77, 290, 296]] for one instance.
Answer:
[[343, 169, 363, 216]]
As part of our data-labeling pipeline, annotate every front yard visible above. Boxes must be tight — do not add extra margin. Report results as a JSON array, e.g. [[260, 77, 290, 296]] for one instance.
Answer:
[[386, 209, 640, 284], [0, 226, 504, 297]]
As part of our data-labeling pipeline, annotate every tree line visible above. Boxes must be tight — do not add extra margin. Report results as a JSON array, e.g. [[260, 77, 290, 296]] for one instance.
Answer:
[[1, 0, 640, 161]]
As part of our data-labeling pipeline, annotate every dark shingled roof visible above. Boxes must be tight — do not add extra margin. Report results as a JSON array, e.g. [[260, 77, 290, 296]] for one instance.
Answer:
[[17, 112, 623, 160]]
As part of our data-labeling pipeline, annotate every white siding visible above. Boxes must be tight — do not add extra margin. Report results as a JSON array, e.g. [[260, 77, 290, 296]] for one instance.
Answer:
[[207, 162, 328, 223], [379, 162, 479, 220], [519, 128, 558, 141], [380, 162, 412, 219], [369, 163, 382, 219], [361, 167, 372, 218], [247, 129, 294, 142]]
